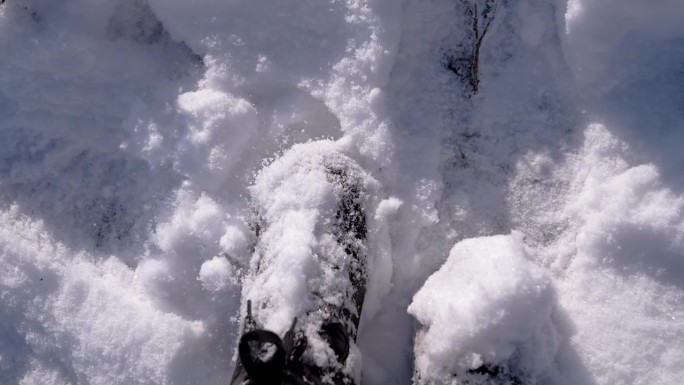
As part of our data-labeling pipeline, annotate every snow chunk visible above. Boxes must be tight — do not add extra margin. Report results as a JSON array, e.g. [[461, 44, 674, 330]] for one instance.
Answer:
[[199, 255, 239, 293], [155, 187, 226, 254], [409, 232, 558, 384], [175, 89, 259, 193], [139, 184, 250, 319]]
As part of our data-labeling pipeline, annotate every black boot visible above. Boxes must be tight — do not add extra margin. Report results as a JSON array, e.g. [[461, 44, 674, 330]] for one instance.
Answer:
[[231, 144, 372, 385]]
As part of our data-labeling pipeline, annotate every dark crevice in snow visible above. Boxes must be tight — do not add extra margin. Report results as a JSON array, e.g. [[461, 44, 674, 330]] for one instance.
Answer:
[[106, 0, 205, 80]]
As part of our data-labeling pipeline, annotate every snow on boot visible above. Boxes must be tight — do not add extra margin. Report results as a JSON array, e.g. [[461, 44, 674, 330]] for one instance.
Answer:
[[232, 141, 378, 385], [408, 233, 559, 385]]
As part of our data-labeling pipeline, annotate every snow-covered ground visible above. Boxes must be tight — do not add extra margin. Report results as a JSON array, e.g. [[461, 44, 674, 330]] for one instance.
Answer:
[[1, 0, 683, 384]]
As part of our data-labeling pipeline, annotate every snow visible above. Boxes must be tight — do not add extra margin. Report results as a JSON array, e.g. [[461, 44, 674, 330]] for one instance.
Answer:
[[409, 232, 558, 384], [544, 124, 684, 385], [0, 206, 203, 385], [199, 255, 239, 293], [1, 0, 684, 384]]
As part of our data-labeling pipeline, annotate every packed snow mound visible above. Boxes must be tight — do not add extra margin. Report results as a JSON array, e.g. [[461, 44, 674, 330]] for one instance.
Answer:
[[199, 255, 240, 293], [568, 124, 684, 278], [409, 232, 558, 385], [544, 124, 684, 385]]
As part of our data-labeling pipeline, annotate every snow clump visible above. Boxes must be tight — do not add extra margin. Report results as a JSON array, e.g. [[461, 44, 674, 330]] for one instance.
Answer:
[[409, 231, 558, 384]]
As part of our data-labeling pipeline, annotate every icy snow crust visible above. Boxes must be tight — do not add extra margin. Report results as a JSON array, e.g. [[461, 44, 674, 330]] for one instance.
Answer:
[[1, 0, 683, 385]]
